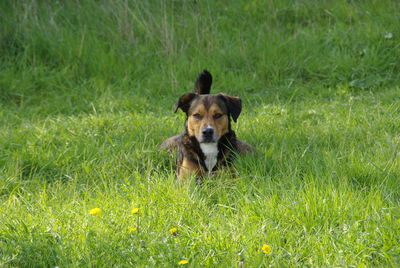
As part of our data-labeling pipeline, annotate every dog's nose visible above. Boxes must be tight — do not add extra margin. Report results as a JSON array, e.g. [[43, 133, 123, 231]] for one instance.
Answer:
[[202, 127, 214, 138]]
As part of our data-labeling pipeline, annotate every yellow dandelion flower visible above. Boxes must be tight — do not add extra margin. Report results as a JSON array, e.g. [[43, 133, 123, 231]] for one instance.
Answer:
[[128, 227, 137, 233], [178, 259, 189, 265], [131, 208, 140, 214], [262, 244, 272, 254], [169, 227, 178, 235], [88, 208, 102, 215]]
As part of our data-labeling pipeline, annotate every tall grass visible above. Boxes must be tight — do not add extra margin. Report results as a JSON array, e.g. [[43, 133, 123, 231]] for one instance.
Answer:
[[0, 0, 399, 266]]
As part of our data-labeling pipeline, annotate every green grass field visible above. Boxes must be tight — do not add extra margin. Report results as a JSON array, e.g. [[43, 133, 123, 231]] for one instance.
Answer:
[[1, 0, 399, 266]]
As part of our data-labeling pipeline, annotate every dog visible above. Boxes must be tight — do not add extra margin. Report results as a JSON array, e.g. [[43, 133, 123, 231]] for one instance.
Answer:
[[161, 70, 254, 179]]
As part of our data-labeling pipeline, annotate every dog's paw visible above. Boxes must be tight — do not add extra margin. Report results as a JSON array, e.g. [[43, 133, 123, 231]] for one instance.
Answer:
[[159, 134, 181, 152]]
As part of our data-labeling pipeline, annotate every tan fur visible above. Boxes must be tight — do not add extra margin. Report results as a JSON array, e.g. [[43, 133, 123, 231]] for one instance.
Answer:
[[160, 70, 255, 180], [187, 103, 229, 142], [178, 158, 203, 178]]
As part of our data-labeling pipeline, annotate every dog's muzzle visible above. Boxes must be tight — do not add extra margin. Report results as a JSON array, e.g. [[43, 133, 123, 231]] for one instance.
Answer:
[[201, 127, 216, 143]]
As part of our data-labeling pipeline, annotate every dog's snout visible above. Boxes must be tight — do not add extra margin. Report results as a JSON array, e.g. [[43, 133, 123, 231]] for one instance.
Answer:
[[200, 126, 216, 143], [202, 127, 214, 137], [201, 127, 215, 143]]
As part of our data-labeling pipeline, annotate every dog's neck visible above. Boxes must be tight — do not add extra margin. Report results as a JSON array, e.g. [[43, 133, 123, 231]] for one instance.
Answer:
[[182, 130, 237, 174], [199, 143, 218, 174]]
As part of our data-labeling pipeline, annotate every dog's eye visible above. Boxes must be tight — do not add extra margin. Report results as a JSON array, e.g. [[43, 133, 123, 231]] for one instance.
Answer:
[[193, 113, 202, 119], [214, 113, 223, 119]]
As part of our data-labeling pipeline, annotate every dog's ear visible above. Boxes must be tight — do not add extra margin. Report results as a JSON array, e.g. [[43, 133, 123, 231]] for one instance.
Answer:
[[174, 93, 197, 114], [194, 70, 212, 94], [218, 94, 242, 122]]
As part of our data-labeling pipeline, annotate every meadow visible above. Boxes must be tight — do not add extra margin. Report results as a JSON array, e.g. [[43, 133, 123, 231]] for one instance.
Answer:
[[0, 0, 399, 266]]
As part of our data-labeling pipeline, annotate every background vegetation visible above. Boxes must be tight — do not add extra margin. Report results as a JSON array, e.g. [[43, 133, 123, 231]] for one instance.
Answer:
[[1, 0, 399, 266]]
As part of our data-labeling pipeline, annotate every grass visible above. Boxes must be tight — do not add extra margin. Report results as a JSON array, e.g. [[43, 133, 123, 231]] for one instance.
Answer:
[[0, 0, 399, 266]]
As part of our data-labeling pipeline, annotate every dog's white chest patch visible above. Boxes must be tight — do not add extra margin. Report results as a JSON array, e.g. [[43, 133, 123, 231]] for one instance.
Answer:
[[200, 143, 218, 174]]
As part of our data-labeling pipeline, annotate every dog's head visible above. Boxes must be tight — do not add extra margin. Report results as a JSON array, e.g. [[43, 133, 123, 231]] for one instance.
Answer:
[[174, 70, 241, 143]]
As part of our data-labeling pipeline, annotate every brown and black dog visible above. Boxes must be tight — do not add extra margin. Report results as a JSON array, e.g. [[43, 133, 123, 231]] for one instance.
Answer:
[[161, 70, 254, 179]]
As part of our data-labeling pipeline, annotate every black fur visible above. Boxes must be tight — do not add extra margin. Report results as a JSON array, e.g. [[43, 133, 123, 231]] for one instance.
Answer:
[[173, 93, 197, 114], [194, 70, 212, 94], [177, 130, 238, 172], [159, 70, 254, 177]]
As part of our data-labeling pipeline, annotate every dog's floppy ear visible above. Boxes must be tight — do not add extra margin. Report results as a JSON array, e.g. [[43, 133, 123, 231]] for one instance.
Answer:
[[218, 94, 242, 122], [174, 93, 197, 114]]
